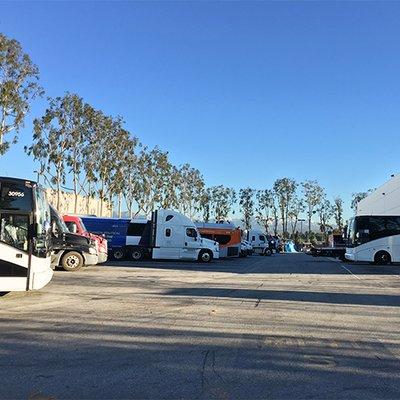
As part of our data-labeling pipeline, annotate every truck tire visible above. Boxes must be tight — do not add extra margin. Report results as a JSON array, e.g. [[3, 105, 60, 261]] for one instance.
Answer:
[[198, 249, 213, 263], [61, 251, 84, 271], [263, 248, 272, 256], [129, 247, 145, 261], [113, 248, 125, 260], [374, 251, 391, 265]]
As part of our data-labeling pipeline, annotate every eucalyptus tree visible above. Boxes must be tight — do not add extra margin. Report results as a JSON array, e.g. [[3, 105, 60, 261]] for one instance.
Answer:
[[124, 146, 152, 217], [62, 94, 94, 212], [239, 187, 255, 230], [208, 185, 236, 221], [177, 163, 205, 218], [108, 129, 138, 217], [255, 189, 274, 232], [124, 146, 175, 216], [317, 196, 334, 240], [273, 178, 297, 237], [288, 196, 305, 235], [302, 180, 324, 234], [200, 188, 212, 222], [25, 96, 74, 209], [0, 33, 43, 155], [148, 147, 176, 211], [90, 113, 127, 215], [333, 196, 344, 230]]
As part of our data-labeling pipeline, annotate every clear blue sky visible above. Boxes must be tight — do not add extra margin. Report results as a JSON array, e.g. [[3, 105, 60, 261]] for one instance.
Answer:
[[1, 1, 400, 216]]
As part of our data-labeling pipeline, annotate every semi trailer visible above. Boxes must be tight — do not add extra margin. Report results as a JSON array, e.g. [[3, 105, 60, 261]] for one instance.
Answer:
[[82, 209, 219, 263]]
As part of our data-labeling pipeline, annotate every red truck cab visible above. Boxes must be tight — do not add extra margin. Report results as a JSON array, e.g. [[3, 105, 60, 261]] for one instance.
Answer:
[[63, 215, 108, 264]]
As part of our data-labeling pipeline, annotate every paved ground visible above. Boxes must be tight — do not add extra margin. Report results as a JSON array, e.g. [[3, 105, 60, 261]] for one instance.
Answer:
[[1, 253, 400, 400]]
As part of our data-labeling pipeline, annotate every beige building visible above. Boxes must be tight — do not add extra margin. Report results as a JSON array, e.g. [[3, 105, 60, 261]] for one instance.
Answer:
[[46, 189, 112, 217]]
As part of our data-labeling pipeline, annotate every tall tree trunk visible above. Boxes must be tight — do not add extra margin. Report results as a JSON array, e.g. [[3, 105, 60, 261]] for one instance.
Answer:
[[86, 183, 90, 214], [118, 193, 122, 218], [73, 175, 78, 214], [100, 179, 104, 216]]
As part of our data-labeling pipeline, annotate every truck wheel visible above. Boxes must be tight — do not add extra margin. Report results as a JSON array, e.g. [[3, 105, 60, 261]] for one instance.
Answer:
[[130, 247, 144, 261], [198, 250, 213, 263], [61, 251, 84, 271], [374, 251, 391, 265], [113, 248, 125, 260]]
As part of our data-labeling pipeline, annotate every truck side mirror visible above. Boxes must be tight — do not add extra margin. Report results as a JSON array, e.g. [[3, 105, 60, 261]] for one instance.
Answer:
[[71, 223, 78, 234], [52, 221, 59, 237]]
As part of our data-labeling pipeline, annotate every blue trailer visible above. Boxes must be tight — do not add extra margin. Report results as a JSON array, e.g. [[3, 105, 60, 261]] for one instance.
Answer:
[[80, 217, 130, 260]]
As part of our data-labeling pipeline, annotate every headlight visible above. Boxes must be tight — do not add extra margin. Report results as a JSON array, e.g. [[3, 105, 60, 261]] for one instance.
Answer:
[[89, 247, 97, 255]]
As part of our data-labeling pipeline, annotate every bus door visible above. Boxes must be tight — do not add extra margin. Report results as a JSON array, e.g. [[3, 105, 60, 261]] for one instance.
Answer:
[[0, 211, 32, 291]]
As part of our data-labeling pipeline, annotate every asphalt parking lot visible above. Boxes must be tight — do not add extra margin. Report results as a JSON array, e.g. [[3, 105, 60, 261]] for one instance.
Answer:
[[1, 253, 400, 400]]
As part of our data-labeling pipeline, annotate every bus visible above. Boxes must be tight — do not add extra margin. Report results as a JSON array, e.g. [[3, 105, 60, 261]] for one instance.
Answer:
[[0, 177, 53, 291], [345, 215, 400, 265]]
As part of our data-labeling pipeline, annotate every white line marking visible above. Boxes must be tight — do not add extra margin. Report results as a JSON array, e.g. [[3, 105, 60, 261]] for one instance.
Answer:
[[340, 264, 362, 280]]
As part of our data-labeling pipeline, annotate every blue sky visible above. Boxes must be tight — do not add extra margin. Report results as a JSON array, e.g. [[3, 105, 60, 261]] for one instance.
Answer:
[[1, 1, 400, 216]]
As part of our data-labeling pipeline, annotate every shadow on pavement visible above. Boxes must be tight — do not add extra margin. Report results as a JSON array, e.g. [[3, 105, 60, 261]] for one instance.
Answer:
[[103, 253, 400, 276], [165, 287, 400, 307]]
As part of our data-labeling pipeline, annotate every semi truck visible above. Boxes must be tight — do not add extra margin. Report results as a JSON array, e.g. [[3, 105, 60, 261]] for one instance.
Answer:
[[244, 229, 272, 255], [63, 215, 108, 263], [50, 205, 98, 271], [81, 209, 220, 263]]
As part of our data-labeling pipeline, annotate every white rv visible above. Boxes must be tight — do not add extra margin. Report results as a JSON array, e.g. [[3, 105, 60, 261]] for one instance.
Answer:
[[346, 175, 400, 265]]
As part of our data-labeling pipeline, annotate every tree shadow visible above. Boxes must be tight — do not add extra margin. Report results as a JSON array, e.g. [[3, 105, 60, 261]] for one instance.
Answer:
[[164, 287, 400, 307], [0, 319, 399, 400], [102, 253, 400, 276]]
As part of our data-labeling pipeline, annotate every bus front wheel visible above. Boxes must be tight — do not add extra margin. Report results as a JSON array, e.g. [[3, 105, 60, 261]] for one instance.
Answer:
[[374, 251, 391, 265]]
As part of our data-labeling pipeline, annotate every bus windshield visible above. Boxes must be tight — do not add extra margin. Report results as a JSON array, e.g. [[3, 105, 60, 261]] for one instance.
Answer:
[[347, 218, 355, 247]]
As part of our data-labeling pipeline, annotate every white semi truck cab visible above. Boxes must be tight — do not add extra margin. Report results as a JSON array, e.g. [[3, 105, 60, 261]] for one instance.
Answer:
[[129, 209, 219, 262], [245, 229, 269, 254]]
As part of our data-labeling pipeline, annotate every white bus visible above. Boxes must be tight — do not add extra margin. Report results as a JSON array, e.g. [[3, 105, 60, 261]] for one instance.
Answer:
[[345, 215, 400, 265], [0, 177, 53, 291]]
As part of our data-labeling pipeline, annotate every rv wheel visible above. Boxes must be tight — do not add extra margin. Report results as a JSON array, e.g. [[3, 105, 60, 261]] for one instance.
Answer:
[[199, 250, 213, 263], [130, 247, 144, 261], [113, 248, 125, 260], [61, 251, 84, 271], [374, 251, 391, 265]]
